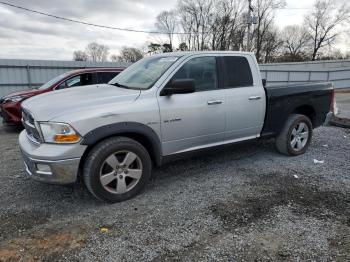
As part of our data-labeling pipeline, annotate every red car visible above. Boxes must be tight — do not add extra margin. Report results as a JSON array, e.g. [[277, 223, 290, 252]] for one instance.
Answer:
[[0, 68, 124, 126]]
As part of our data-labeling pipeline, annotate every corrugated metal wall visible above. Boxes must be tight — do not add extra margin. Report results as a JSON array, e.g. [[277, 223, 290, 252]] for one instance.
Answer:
[[259, 59, 350, 89], [0, 58, 349, 97], [260, 59, 350, 70], [259, 68, 350, 88], [0, 59, 129, 97]]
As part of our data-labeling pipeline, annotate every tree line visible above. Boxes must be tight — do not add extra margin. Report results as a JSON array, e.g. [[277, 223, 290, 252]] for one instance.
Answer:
[[73, 0, 350, 63]]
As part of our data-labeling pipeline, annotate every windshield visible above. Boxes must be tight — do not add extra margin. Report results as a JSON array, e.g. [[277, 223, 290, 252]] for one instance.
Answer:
[[109, 56, 180, 89], [37, 71, 72, 90]]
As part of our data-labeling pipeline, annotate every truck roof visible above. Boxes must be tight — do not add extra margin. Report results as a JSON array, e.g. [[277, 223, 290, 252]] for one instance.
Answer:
[[151, 51, 254, 58]]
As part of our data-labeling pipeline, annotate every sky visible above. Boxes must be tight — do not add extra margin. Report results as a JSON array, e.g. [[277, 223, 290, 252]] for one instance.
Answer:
[[0, 0, 348, 60]]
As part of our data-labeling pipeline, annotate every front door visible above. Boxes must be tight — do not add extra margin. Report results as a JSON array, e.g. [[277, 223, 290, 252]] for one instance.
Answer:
[[157, 56, 226, 155]]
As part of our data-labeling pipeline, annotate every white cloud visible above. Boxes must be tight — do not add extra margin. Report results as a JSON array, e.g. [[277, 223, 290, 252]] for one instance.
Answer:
[[0, 0, 348, 60], [0, 0, 177, 60]]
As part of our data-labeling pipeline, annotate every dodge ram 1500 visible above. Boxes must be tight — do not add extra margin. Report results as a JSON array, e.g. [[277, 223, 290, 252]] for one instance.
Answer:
[[19, 51, 334, 202]]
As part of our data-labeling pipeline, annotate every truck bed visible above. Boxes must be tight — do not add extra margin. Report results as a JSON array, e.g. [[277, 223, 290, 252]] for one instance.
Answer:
[[261, 82, 333, 137]]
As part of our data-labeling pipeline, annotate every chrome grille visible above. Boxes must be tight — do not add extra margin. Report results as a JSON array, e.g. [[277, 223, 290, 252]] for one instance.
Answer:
[[22, 109, 41, 144]]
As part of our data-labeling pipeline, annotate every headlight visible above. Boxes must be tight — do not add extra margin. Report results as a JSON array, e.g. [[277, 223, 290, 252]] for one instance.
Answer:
[[39, 122, 81, 144], [4, 95, 29, 103]]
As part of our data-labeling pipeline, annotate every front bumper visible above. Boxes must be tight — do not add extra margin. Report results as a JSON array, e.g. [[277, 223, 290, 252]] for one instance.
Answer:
[[19, 130, 87, 184], [21, 153, 81, 184]]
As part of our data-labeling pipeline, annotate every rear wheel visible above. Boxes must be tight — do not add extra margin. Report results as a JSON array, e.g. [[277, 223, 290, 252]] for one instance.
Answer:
[[275, 114, 313, 156], [83, 137, 152, 203]]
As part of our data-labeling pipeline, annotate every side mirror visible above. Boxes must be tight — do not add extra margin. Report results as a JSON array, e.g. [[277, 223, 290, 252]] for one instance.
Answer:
[[262, 79, 267, 87], [161, 79, 195, 96]]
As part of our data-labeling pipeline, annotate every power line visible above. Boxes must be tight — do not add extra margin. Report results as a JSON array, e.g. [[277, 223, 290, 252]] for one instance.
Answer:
[[0, 1, 177, 34], [0, 1, 312, 36]]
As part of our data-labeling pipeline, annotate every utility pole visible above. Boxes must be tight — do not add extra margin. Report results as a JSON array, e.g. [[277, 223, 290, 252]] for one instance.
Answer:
[[247, 0, 254, 52]]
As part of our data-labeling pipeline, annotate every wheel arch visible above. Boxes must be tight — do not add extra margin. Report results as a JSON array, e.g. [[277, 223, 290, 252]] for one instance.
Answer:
[[79, 122, 162, 171], [290, 105, 316, 126]]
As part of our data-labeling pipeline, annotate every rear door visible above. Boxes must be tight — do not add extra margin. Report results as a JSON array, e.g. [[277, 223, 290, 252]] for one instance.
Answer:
[[157, 56, 226, 155], [222, 55, 266, 140]]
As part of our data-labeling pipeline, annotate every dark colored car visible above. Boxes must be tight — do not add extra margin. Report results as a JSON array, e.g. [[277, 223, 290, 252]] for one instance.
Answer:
[[0, 68, 124, 126]]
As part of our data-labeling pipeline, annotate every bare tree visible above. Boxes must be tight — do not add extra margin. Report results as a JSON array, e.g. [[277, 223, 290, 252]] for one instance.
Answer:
[[305, 0, 350, 60], [116, 47, 144, 63], [73, 50, 88, 61], [175, 0, 247, 51], [210, 0, 246, 51], [178, 9, 195, 50], [261, 27, 283, 63], [282, 25, 311, 61], [85, 42, 110, 62], [177, 0, 215, 51], [251, 0, 286, 62], [110, 54, 119, 62], [321, 48, 349, 60], [155, 11, 177, 50]]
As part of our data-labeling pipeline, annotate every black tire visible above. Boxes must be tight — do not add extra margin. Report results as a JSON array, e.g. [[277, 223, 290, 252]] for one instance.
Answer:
[[275, 114, 313, 156], [83, 136, 152, 203]]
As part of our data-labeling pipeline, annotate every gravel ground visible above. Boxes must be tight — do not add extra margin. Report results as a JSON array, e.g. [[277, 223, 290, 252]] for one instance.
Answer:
[[0, 124, 349, 261]]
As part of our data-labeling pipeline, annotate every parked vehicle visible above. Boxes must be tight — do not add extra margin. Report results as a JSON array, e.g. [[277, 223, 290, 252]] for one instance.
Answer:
[[19, 52, 334, 203], [0, 68, 124, 126]]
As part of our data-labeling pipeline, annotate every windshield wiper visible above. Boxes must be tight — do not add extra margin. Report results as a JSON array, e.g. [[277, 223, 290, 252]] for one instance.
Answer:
[[111, 82, 132, 89]]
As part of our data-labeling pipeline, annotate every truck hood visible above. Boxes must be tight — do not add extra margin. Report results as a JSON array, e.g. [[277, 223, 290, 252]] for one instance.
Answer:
[[21, 84, 141, 121]]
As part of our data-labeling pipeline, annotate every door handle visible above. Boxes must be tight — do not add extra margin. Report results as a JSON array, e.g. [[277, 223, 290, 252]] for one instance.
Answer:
[[207, 100, 223, 105], [249, 96, 261, 100]]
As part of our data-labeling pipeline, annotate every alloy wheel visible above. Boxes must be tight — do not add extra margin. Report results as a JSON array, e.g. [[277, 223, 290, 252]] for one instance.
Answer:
[[99, 151, 143, 194], [290, 122, 309, 151]]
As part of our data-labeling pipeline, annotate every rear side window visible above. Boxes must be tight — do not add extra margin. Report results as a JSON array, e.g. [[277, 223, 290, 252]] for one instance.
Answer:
[[223, 56, 253, 88], [97, 72, 119, 84]]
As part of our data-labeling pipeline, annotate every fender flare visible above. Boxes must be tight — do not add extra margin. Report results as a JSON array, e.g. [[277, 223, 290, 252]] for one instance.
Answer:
[[81, 122, 162, 166]]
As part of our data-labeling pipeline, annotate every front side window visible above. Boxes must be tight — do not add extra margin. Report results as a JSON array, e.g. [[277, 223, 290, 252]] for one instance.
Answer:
[[66, 75, 81, 87], [223, 56, 253, 88], [56, 73, 93, 90], [37, 71, 72, 90], [170, 57, 218, 92], [109, 56, 180, 90]]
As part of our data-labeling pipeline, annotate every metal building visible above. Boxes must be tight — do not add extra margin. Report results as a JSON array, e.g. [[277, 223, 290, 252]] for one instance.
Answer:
[[0, 58, 349, 98], [260, 59, 350, 89]]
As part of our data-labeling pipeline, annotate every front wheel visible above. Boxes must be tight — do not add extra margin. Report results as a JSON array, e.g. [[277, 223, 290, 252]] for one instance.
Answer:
[[275, 114, 313, 156], [83, 137, 152, 203]]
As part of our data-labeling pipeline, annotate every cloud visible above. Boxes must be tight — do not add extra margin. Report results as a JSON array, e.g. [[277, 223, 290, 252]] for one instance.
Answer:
[[0, 0, 177, 59], [0, 0, 348, 60]]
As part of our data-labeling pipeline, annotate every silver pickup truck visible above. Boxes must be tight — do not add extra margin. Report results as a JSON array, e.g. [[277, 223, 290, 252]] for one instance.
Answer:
[[19, 51, 334, 202]]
